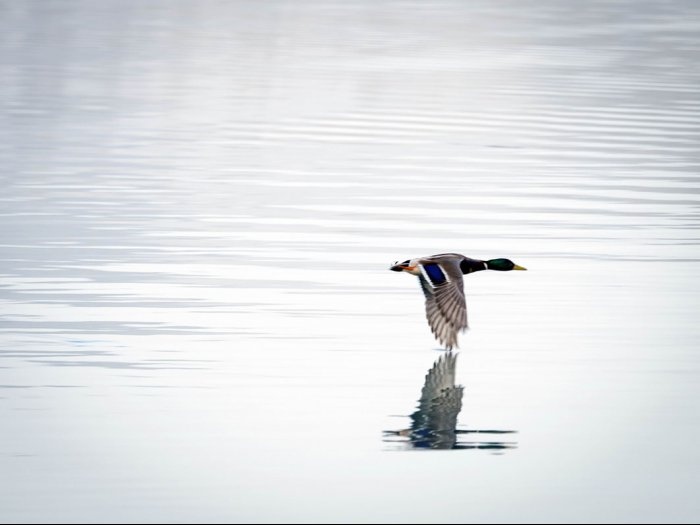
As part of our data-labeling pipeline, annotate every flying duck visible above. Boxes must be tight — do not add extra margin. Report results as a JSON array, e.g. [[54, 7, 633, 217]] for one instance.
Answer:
[[390, 253, 526, 349]]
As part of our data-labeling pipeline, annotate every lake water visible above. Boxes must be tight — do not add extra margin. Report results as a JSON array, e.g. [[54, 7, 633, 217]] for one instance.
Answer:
[[1, 1, 699, 523]]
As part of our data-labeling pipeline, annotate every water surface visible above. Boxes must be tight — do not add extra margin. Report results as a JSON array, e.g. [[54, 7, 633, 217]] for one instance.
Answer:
[[1, 1, 700, 523]]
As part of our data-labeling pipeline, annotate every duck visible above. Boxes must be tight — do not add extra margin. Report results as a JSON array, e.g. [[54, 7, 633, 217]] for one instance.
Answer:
[[390, 253, 526, 349]]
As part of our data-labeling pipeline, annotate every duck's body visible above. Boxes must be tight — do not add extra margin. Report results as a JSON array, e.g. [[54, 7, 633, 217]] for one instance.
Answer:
[[390, 253, 526, 349]]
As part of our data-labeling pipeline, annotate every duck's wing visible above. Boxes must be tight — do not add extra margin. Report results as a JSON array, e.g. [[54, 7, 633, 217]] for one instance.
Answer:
[[417, 257, 468, 350]]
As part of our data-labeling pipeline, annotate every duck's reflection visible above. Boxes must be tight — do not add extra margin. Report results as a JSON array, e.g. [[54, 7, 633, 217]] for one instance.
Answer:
[[384, 352, 517, 450]]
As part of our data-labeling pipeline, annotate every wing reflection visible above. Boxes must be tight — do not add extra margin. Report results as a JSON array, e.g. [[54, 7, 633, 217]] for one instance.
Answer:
[[384, 352, 517, 451]]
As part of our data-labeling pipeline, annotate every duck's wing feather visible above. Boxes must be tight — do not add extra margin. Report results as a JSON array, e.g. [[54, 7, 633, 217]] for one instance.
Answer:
[[417, 258, 468, 350]]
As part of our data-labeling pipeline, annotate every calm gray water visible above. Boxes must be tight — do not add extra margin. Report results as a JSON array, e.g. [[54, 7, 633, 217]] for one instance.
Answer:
[[1, 1, 700, 523]]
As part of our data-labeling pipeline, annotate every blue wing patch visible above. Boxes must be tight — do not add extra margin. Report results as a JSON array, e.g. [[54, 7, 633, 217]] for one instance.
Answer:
[[423, 263, 447, 285]]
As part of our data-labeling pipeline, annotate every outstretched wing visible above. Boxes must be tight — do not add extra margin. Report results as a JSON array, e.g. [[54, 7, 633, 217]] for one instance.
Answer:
[[417, 259, 468, 350]]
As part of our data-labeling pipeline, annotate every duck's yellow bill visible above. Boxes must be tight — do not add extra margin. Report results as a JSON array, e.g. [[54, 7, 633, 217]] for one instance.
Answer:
[[513, 264, 527, 270]]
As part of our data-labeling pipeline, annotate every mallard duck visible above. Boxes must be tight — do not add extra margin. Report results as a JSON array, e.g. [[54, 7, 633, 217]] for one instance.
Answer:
[[390, 253, 526, 349]]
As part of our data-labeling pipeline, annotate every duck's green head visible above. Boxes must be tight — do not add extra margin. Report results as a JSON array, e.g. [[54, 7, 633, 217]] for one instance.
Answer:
[[486, 258, 527, 271]]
